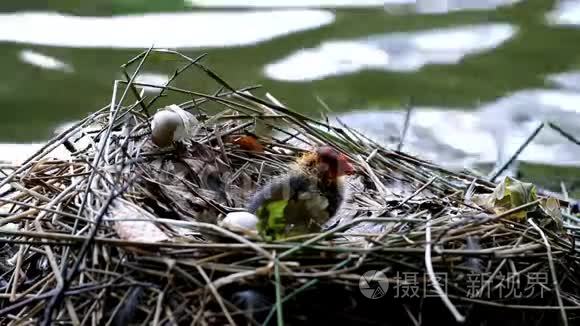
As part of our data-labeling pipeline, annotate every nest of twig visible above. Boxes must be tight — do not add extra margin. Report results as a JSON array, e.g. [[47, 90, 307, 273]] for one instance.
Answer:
[[1, 49, 580, 326]]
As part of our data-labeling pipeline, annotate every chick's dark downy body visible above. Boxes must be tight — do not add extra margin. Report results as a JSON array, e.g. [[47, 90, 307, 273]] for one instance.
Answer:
[[248, 147, 353, 237], [248, 173, 344, 229]]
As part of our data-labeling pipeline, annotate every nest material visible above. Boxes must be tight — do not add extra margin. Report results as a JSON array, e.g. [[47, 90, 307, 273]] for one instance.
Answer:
[[0, 49, 579, 326]]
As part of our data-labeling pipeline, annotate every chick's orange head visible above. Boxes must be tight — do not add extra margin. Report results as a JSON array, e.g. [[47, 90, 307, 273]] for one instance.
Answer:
[[317, 146, 355, 176], [295, 146, 355, 179], [297, 146, 355, 178]]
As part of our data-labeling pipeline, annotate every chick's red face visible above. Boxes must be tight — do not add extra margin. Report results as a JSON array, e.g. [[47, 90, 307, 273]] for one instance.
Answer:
[[316, 146, 355, 177]]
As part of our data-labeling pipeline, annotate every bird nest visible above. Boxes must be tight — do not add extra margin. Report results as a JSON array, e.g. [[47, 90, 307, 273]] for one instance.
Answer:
[[1, 49, 580, 326]]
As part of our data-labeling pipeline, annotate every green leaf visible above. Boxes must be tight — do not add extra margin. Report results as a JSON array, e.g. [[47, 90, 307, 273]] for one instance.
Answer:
[[256, 200, 288, 240], [472, 177, 538, 221]]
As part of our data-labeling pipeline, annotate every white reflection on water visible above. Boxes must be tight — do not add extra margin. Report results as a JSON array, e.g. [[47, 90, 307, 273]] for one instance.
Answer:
[[392, 0, 521, 14], [334, 89, 580, 169], [134, 73, 169, 94], [265, 24, 516, 81], [0, 143, 71, 164], [189, 0, 518, 11], [547, 71, 580, 91], [189, 0, 405, 7], [334, 109, 493, 169], [547, 0, 580, 26], [0, 11, 334, 48], [19, 50, 73, 73]]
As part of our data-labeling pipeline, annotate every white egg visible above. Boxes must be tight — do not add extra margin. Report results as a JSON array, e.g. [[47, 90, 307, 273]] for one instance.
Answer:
[[219, 212, 258, 231], [150, 104, 198, 147]]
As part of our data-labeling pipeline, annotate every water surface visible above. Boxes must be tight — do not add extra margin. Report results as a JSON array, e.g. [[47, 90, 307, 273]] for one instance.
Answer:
[[1, 0, 579, 194]]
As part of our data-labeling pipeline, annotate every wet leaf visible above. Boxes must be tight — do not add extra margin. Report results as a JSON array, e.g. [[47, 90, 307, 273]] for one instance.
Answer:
[[232, 134, 264, 153], [471, 176, 537, 221], [542, 197, 561, 218], [541, 197, 564, 232], [109, 199, 169, 243]]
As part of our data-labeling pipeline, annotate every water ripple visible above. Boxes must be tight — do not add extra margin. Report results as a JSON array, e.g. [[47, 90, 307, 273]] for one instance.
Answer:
[[265, 24, 516, 81]]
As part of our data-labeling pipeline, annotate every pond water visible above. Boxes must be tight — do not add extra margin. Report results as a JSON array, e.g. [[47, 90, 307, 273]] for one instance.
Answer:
[[0, 0, 579, 194]]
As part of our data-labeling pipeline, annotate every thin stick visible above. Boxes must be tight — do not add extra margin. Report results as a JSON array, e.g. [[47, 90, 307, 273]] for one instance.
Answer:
[[263, 259, 352, 325], [528, 219, 568, 326], [396, 176, 437, 208], [152, 286, 166, 326], [490, 123, 544, 182], [274, 258, 284, 326], [41, 180, 133, 324], [547, 122, 580, 146], [279, 212, 428, 259], [196, 266, 236, 326], [425, 214, 465, 323]]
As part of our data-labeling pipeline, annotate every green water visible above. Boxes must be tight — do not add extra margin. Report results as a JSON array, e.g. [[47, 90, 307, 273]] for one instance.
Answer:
[[0, 0, 578, 141]]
